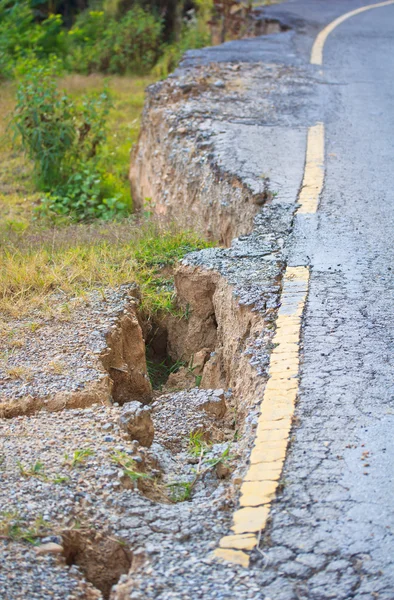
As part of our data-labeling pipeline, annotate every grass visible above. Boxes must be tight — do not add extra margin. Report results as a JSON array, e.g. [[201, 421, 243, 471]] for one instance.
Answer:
[[63, 448, 94, 468], [0, 223, 210, 320], [0, 74, 211, 333], [111, 451, 152, 482], [0, 512, 49, 545]]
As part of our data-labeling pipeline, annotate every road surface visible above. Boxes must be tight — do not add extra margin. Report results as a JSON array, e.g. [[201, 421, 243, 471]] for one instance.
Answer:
[[255, 1, 394, 598]]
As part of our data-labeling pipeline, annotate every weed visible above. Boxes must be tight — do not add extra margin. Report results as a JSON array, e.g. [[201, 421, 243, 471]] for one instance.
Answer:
[[17, 460, 47, 480], [188, 431, 210, 458], [52, 474, 70, 484], [204, 445, 231, 468], [167, 481, 194, 503], [111, 451, 151, 482], [195, 375, 202, 387], [64, 448, 94, 468], [169, 441, 234, 503], [0, 512, 48, 545], [48, 361, 65, 375], [6, 366, 32, 381], [147, 356, 186, 390]]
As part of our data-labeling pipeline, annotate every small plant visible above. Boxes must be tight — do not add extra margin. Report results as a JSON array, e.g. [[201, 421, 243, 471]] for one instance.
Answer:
[[17, 460, 47, 480], [205, 445, 231, 469], [168, 441, 233, 503], [6, 366, 32, 381], [188, 431, 210, 458], [111, 451, 151, 482], [52, 474, 70, 485], [64, 448, 94, 468], [48, 361, 65, 375], [0, 512, 48, 544], [167, 481, 194, 503], [146, 356, 186, 390]]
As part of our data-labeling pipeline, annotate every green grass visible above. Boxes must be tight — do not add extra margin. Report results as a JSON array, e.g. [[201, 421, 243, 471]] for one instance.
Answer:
[[0, 74, 211, 330], [0, 512, 48, 545], [0, 74, 154, 231]]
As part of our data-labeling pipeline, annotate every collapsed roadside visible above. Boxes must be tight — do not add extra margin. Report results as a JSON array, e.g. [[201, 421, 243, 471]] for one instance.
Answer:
[[0, 11, 320, 600]]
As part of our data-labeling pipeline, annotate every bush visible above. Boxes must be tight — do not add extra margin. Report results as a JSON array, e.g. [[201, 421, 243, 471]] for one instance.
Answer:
[[12, 62, 127, 221], [153, 10, 211, 78], [66, 7, 163, 75], [0, 1, 65, 77], [39, 167, 128, 221]]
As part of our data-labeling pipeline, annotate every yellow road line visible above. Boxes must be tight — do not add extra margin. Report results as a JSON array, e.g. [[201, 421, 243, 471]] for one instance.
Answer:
[[213, 267, 309, 567], [311, 0, 394, 65], [213, 0, 394, 568], [298, 123, 325, 214]]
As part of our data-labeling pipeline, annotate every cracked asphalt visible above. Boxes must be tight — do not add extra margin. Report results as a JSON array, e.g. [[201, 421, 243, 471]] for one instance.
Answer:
[[180, 1, 394, 598], [127, 2, 394, 599], [257, 1, 394, 598]]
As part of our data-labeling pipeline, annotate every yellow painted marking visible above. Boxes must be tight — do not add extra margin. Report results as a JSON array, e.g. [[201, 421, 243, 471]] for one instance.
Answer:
[[244, 464, 283, 482], [249, 445, 288, 465], [214, 0, 394, 569], [213, 548, 250, 567], [297, 123, 325, 214], [215, 266, 309, 562], [240, 481, 278, 506], [311, 0, 394, 65], [219, 534, 257, 550], [231, 505, 271, 534]]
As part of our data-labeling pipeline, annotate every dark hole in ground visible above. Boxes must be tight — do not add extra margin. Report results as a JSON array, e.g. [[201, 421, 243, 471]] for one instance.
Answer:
[[62, 530, 132, 599], [144, 320, 183, 390]]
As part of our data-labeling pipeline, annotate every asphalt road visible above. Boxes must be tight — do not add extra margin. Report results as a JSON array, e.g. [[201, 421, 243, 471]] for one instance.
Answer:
[[255, 2, 394, 598]]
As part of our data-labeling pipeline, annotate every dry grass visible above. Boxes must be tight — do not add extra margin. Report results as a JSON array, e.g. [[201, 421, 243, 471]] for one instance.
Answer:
[[0, 74, 210, 339], [0, 221, 211, 322]]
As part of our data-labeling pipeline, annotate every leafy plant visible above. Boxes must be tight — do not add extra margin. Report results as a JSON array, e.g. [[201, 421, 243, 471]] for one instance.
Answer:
[[204, 445, 231, 468], [52, 474, 70, 484], [13, 62, 111, 185], [111, 451, 151, 481], [64, 448, 94, 468], [66, 7, 163, 75], [39, 167, 127, 222], [168, 441, 232, 503], [188, 431, 210, 458], [167, 480, 194, 503], [0, 512, 48, 545], [17, 461, 47, 480], [11, 63, 130, 221]]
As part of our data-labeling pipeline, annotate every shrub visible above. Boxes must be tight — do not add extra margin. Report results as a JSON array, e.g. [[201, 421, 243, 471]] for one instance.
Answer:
[[153, 8, 211, 78], [12, 62, 127, 221], [66, 7, 163, 75], [39, 167, 128, 221], [0, 1, 65, 77]]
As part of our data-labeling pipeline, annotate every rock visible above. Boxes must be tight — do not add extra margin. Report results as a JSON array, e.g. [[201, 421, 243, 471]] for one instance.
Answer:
[[197, 390, 227, 418], [165, 367, 195, 391], [118, 402, 154, 447], [189, 348, 211, 376], [102, 423, 113, 431], [35, 543, 64, 556], [216, 462, 231, 479]]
